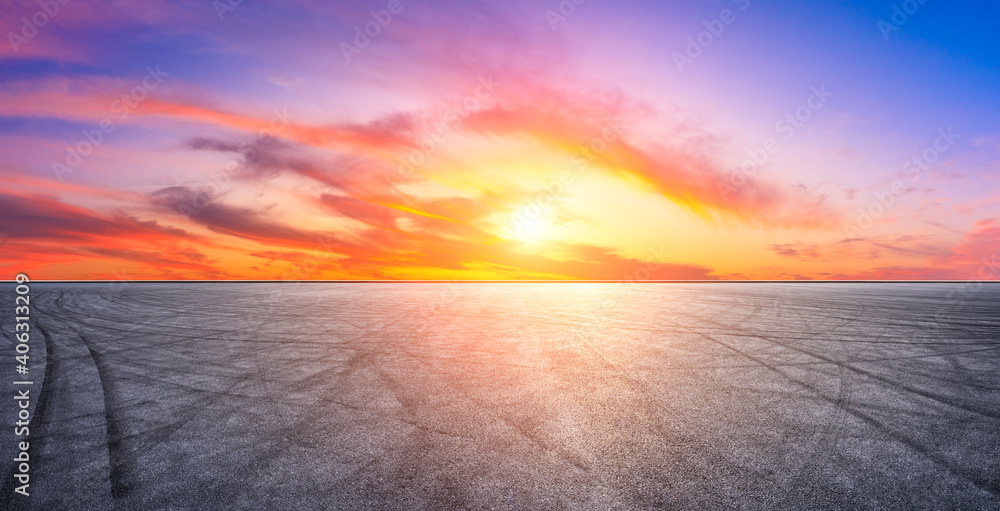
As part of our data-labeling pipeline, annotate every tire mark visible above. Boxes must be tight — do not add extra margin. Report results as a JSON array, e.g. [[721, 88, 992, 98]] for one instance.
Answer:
[[663, 302, 1000, 496], [0, 320, 57, 510]]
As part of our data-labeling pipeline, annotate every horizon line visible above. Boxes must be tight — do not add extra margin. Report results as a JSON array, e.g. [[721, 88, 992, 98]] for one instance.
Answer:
[[6, 280, 998, 284]]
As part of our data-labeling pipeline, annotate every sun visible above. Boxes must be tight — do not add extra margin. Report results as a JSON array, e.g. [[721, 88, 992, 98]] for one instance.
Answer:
[[503, 206, 559, 245], [515, 216, 550, 243]]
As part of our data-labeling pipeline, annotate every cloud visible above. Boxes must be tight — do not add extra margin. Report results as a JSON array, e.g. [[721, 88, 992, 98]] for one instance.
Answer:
[[930, 219, 1000, 280], [769, 234, 949, 263], [3, 62, 844, 234], [0, 191, 193, 242], [149, 186, 321, 247], [0, 191, 216, 275], [141, 183, 720, 280], [458, 93, 839, 230], [769, 242, 823, 261], [4, 0, 988, 281], [766, 220, 1000, 280]]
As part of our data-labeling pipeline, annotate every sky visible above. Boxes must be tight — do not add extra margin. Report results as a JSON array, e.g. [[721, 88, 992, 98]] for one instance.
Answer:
[[0, 0, 998, 280]]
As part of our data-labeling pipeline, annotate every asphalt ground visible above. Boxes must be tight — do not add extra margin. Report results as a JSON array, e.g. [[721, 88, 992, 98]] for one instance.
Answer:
[[1, 283, 999, 510]]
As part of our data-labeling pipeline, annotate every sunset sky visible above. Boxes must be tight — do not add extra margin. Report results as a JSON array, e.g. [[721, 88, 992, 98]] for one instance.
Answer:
[[1, 0, 998, 280]]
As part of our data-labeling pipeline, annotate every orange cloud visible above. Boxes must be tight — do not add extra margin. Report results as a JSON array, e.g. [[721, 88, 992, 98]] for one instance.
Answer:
[[0, 191, 218, 277]]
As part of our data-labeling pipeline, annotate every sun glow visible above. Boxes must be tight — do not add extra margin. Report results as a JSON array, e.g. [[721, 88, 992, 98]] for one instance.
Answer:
[[513, 215, 552, 244], [492, 203, 564, 245]]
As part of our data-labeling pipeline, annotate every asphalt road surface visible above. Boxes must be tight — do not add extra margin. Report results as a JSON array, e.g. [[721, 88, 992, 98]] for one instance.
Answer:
[[2, 283, 999, 510]]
